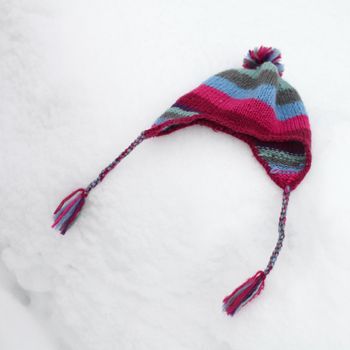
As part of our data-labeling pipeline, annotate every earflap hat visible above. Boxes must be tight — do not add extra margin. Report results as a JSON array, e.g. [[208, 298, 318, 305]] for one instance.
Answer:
[[52, 46, 312, 317]]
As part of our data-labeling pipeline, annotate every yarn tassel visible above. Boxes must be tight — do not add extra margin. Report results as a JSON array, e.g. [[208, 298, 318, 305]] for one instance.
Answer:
[[222, 270, 266, 316], [52, 188, 87, 235]]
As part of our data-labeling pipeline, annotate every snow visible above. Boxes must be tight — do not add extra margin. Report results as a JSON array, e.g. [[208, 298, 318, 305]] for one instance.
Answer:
[[1, 0, 350, 349]]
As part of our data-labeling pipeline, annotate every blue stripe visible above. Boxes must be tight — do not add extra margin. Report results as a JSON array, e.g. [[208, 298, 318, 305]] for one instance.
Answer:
[[268, 161, 305, 170], [269, 163, 304, 174], [203, 76, 306, 121], [204, 76, 276, 105], [275, 101, 306, 121], [154, 116, 171, 125], [166, 107, 198, 117]]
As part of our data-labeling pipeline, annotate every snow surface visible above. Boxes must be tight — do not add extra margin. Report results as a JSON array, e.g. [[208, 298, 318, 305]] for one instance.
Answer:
[[1, 0, 350, 349]]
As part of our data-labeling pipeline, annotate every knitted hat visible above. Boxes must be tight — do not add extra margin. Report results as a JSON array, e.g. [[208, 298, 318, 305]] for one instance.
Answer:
[[52, 46, 312, 317]]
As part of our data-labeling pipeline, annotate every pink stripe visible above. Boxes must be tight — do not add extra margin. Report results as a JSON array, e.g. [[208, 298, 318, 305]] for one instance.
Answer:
[[177, 88, 309, 141], [186, 85, 310, 136], [191, 84, 275, 118]]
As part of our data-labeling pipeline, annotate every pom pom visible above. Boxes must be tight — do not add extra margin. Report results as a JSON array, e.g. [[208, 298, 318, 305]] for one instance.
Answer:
[[222, 270, 266, 316], [243, 46, 284, 76], [52, 188, 87, 235]]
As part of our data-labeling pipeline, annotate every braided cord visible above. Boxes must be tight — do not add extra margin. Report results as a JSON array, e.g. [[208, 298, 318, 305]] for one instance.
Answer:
[[264, 186, 291, 275], [85, 132, 146, 193]]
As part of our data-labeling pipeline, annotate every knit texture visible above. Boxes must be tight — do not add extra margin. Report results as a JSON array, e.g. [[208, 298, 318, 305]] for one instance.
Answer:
[[144, 60, 311, 190], [51, 46, 313, 317]]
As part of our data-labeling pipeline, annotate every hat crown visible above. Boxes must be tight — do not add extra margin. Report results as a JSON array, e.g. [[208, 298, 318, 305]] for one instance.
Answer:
[[148, 47, 311, 191]]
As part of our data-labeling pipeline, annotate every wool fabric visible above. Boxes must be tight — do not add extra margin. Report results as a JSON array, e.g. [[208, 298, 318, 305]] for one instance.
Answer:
[[52, 46, 312, 317]]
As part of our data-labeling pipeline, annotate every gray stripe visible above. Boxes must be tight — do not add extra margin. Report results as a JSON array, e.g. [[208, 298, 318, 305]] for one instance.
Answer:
[[159, 111, 196, 121], [257, 147, 306, 167], [166, 107, 198, 117], [276, 88, 301, 105], [217, 69, 301, 105], [260, 154, 305, 167], [218, 69, 279, 89]]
